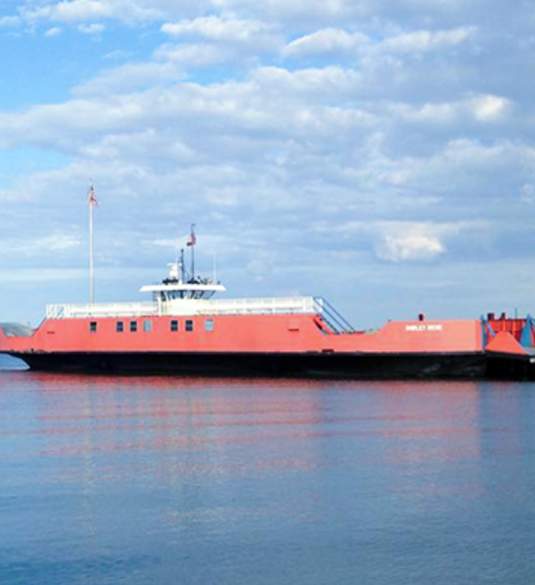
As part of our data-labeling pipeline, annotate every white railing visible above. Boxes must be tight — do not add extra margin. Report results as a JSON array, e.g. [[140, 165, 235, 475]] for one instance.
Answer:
[[180, 296, 317, 316], [46, 302, 157, 319], [45, 296, 318, 319]]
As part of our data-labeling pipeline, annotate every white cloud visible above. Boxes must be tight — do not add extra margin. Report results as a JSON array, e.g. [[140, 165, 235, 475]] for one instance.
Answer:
[[77, 22, 105, 34], [161, 16, 272, 43], [103, 49, 132, 61], [282, 25, 476, 60], [376, 230, 445, 262], [213, 0, 360, 22], [0, 267, 85, 284], [72, 61, 183, 96], [21, 0, 161, 24], [40, 233, 82, 251], [438, 139, 532, 170], [0, 15, 21, 27], [469, 94, 511, 122], [23, 1, 114, 23], [0, 64, 373, 152], [391, 94, 513, 125], [44, 26, 62, 37], [0, 233, 81, 256], [251, 65, 362, 100], [284, 28, 368, 57], [379, 26, 476, 53], [372, 220, 492, 262], [154, 43, 226, 67], [4, 0, 222, 31]]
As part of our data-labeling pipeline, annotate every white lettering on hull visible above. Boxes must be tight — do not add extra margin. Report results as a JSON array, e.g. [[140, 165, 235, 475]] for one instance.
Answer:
[[405, 324, 443, 332]]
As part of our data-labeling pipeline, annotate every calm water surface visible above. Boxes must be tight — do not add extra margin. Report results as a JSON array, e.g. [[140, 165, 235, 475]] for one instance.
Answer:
[[1, 358, 534, 584]]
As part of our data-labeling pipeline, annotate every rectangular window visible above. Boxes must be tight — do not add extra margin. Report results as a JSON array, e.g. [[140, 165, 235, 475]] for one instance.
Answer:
[[89, 321, 97, 333], [170, 320, 179, 332], [116, 321, 124, 333], [205, 319, 214, 332], [185, 320, 194, 332], [143, 320, 152, 333], [130, 320, 138, 332]]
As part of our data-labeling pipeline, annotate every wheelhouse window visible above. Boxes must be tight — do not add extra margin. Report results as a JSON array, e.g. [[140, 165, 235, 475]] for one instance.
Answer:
[[170, 320, 179, 332], [89, 321, 97, 333], [205, 319, 214, 332], [143, 320, 152, 333], [116, 321, 124, 333], [130, 320, 138, 332], [185, 320, 194, 332]]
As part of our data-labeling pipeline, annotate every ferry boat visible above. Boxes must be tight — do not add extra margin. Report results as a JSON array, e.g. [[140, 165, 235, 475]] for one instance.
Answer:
[[1, 230, 535, 378]]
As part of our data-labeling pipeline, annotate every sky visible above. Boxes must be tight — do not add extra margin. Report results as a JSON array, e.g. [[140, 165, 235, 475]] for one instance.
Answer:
[[0, 0, 534, 327]]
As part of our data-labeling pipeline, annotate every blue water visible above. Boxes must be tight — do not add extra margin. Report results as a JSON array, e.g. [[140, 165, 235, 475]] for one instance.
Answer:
[[1, 361, 534, 584]]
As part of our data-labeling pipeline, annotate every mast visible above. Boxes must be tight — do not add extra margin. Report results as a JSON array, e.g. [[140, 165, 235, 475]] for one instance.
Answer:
[[187, 224, 196, 280], [180, 248, 186, 283], [88, 185, 98, 304]]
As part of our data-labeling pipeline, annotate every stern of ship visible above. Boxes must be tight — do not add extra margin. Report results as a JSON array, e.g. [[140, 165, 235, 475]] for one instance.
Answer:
[[483, 314, 535, 379]]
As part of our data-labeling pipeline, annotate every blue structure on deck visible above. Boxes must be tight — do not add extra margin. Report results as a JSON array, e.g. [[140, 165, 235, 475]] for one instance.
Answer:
[[520, 314, 535, 348], [481, 316, 496, 347]]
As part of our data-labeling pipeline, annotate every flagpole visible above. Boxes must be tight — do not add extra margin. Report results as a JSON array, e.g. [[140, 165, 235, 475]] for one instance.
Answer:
[[88, 186, 95, 304], [190, 224, 195, 280]]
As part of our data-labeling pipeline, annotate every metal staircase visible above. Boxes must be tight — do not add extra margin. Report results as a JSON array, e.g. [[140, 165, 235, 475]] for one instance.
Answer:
[[313, 297, 355, 334]]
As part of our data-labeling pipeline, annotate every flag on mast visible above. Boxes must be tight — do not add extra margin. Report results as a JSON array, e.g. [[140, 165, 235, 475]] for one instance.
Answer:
[[186, 224, 196, 247], [88, 185, 98, 206]]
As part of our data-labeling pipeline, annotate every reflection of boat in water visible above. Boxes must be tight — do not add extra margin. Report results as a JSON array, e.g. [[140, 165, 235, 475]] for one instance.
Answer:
[[1, 226, 535, 379]]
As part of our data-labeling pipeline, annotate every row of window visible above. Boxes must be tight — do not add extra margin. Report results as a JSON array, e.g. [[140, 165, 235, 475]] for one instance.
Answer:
[[89, 318, 215, 334]]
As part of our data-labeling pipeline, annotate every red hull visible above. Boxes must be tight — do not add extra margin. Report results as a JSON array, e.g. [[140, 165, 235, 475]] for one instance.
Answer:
[[2, 310, 534, 379], [1, 313, 483, 355]]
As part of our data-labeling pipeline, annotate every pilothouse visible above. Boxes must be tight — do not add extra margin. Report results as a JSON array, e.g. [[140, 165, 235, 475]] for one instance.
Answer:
[[140, 253, 226, 303], [140, 225, 225, 310]]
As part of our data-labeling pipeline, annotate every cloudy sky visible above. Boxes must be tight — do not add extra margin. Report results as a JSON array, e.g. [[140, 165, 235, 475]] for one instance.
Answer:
[[0, 0, 534, 327]]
